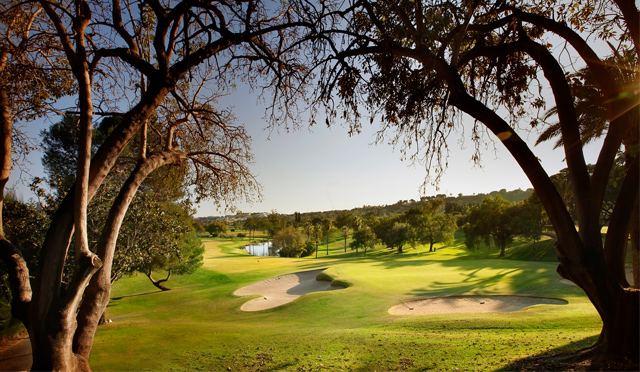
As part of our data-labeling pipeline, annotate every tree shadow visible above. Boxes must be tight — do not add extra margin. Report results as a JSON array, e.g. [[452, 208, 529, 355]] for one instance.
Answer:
[[110, 291, 160, 303], [371, 254, 583, 299], [494, 335, 640, 371], [406, 266, 523, 298]]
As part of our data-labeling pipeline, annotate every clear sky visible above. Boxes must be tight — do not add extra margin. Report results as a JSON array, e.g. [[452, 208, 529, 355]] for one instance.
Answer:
[[192, 89, 602, 217], [8, 86, 602, 218]]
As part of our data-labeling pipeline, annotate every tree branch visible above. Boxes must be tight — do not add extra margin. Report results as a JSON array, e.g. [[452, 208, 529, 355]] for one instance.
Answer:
[[74, 150, 187, 358], [604, 155, 639, 286], [515, 30, 599, 246], [515, 10, 632, 210], [0, 239, 31, 322], [612, 0, 639, 55]]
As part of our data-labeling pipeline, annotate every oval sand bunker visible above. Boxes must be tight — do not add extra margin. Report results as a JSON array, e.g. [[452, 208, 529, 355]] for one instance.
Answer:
[[389, 295, 567, 315], [235, 269, 344, 311]]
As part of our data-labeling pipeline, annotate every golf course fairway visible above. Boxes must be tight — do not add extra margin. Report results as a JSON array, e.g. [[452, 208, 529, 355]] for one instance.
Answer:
[[88, 236, 601, 371]]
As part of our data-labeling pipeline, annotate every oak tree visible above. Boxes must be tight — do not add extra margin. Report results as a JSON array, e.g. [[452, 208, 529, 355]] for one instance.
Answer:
[[205, 221, 228, 237], [404, 200, 456, 252], [0, 0, 318, 370], [349, 225, 378, 256], [316, 0, 639, 365], [271, 225, 306, 257]]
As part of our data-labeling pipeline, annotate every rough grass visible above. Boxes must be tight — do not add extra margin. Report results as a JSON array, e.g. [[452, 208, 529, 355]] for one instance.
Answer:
[[88, 235, 601, 371]]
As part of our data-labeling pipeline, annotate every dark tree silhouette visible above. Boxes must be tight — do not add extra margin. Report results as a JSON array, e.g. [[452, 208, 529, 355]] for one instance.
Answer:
[[314, 0, 639, 366]]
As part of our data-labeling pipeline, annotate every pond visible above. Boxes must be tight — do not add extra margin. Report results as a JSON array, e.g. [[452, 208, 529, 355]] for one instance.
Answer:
[[243, 242, 275, 256]]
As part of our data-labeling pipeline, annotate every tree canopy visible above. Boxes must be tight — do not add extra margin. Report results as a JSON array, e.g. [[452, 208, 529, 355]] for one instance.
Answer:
[[463, 195, 543, 257], [312, 0, 639, 364], [404, 200, 457, 252], [205, 221, 228, 237], [349, 225, 378, 256], [271, 225, 306, 257], [0, 0, 637, 368], [0, 0, 321, 370]]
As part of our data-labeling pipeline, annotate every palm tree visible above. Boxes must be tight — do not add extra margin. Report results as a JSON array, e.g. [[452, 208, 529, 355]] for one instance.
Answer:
[[322, 219, 333, 255], [341, 226, 349, 252]]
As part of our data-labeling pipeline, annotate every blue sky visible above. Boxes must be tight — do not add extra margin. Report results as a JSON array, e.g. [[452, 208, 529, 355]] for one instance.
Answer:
[[193, 90, 602, 217], [7, 86, 602, 218]]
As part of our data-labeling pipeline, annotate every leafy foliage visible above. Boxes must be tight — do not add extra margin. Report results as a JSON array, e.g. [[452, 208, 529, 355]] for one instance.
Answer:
[[536, 49, 638, 150], [0, 1, 74, 159], [403, 200, 457, 252], [349, 226, 378, 256], [40, 114, 203, 287], [0, 196, 49, 299], [463, 196, 543, 257], [205, 221, 228, 237], [385, 222, 412, 254], [271, 226, 306, 258]]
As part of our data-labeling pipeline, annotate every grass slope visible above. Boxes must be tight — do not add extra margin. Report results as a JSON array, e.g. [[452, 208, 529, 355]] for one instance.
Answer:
[[89, 236, 600, 371]]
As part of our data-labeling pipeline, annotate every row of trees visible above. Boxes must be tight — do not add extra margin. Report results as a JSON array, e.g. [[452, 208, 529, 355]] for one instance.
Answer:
[[258, 162, 621, 261], [369, 200, 458, 254], [264, 194, 548, 259], [259, 199, 459, 258], [463, 195, 543, 257], [0, 0, 636, 368]]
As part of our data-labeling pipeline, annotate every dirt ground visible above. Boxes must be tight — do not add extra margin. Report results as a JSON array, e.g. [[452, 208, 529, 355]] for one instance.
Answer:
[[0, 331, 30, 372]]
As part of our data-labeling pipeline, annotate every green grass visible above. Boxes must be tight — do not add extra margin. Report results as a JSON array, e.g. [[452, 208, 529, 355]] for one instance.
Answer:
[[0, 301, 24, 339], [86, 233, 602, 371]]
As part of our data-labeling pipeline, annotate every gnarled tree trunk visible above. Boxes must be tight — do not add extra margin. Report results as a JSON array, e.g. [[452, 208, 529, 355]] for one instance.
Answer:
[[73, 151, 186, 359], [146, 269, 173, 291]]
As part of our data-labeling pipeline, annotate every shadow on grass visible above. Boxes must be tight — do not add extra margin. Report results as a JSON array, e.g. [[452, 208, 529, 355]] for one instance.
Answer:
[[369, 253, 582, 299], [111, 291, 160, 301], [243, 245, 577, 300], [494, 335, 635, 371], [406, 265, 523, 298]]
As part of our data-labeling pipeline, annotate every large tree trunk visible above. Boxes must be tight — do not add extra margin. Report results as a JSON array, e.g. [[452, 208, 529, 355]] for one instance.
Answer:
[[73, 151, 186, 359], [558, 241, 640, 364], [29, 253, 102, 372], [441, 23, 639, 361], [632, 204, 639, 289], [18, 83, 173, 370], [25, 123, 181, 370], [439, 71, 637, 366], [0, 81, 11, 237]]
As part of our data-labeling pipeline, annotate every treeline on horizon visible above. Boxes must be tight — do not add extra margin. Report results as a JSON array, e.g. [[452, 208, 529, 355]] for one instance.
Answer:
[[197, 187, 549, 260], [197, 188, 534, 224]]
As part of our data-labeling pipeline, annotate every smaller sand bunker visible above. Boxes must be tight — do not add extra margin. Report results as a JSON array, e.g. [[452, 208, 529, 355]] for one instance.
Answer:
[[389, 295, 567, 315], [234, 269, 344, 311]]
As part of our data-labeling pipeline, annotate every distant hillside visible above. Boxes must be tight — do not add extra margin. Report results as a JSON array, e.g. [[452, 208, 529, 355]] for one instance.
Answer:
[[197, 188, 534, 224], [344, 188, 533, 218]]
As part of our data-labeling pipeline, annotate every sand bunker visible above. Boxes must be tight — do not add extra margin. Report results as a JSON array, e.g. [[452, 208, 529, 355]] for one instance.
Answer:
[[389, 295, 567, 315], [234, 269, 343, 311]]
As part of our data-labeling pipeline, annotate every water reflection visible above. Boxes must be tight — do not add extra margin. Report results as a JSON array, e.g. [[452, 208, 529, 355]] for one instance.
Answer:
[[243, 242, 274, 256]]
